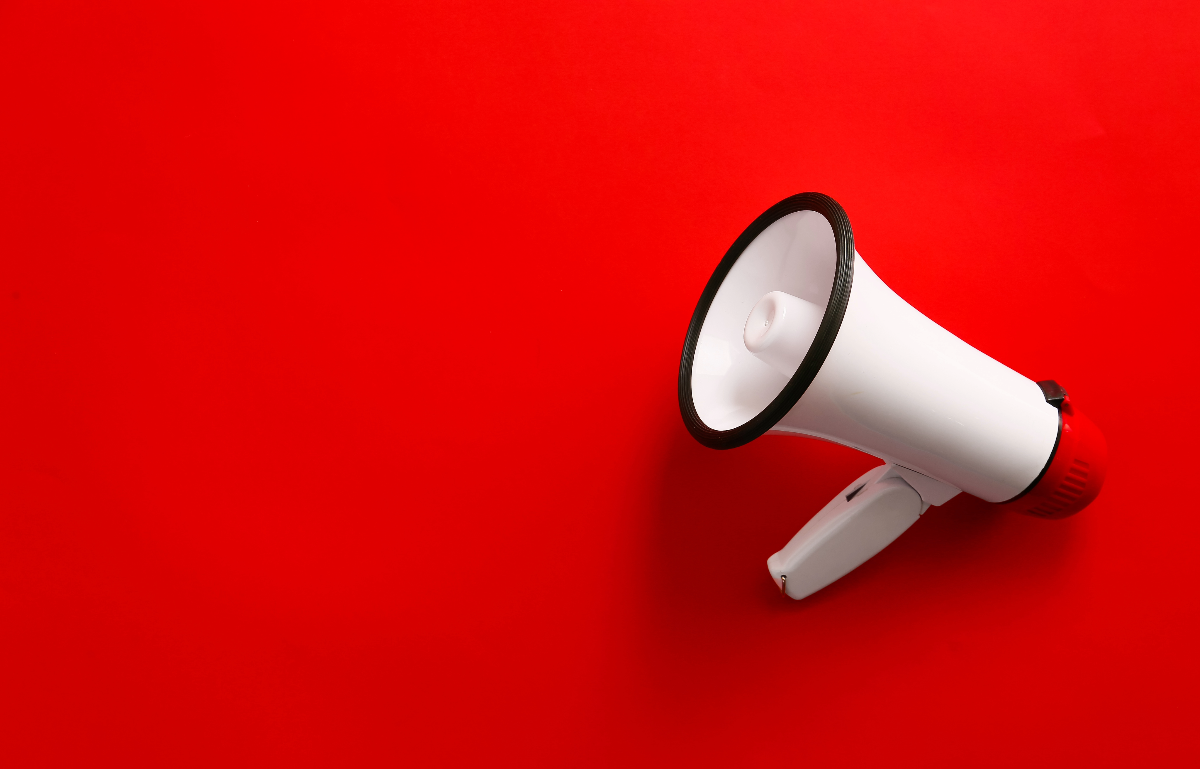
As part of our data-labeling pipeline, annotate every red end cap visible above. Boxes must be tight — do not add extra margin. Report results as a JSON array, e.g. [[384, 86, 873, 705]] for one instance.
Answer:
[[1003, 396, 1108, 519]]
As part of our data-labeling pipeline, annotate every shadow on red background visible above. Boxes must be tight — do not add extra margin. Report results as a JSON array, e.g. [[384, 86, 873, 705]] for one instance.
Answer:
[[646, 426, 1073, 620], [575, 420, 1086, 765]]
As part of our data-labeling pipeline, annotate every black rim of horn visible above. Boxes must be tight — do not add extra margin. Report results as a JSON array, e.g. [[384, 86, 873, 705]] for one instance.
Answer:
[[678, 192, 855, 450]]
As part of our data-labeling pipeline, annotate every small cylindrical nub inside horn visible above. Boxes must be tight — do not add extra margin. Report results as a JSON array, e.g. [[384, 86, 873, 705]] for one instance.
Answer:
[[743, 291, 824, 378]]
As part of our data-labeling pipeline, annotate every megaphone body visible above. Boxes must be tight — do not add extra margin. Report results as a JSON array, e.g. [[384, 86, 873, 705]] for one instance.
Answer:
[[679, 193, 1106, 600]]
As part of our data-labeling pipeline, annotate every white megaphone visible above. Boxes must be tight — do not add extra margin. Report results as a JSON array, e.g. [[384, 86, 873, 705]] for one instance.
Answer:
[[678, 193, 1107, 601]]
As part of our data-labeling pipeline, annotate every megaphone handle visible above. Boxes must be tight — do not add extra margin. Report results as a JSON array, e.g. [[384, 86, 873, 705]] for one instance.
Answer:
[[767, 464, 959, 601]]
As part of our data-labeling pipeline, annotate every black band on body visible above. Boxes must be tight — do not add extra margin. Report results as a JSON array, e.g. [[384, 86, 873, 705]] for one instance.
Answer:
[[1001, 382, 1068, 503]]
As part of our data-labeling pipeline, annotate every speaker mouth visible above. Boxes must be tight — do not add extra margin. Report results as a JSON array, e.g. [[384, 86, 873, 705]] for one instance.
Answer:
[[679, 193, 855, 449]]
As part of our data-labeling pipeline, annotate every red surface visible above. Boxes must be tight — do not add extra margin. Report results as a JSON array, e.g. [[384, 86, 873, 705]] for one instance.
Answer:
[[2, 1, 1199, 765], [1004, 396, 1109, 519]]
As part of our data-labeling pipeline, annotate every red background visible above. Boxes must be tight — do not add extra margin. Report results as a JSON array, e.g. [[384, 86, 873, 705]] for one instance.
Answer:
[[2, 1, 1199, 765]]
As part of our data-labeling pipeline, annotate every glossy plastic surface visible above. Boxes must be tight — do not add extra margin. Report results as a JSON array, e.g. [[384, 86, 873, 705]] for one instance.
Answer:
[[1000, 396, 1108, 518], [692, 234, 1061, 502], [742, 291, 824, 377], [768, 464, 925, 601], [690, 210, 836, 429]]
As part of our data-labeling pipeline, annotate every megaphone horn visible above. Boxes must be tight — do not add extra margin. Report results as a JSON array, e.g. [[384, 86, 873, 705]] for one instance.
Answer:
[[678, 193, 1107, 601]]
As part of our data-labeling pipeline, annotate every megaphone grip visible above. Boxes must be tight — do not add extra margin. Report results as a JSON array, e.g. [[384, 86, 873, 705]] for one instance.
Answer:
[[1001, 395, 1107, 519]]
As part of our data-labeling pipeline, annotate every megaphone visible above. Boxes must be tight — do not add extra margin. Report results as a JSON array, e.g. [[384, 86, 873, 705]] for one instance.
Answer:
[[678, 193, 1107, 601]]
